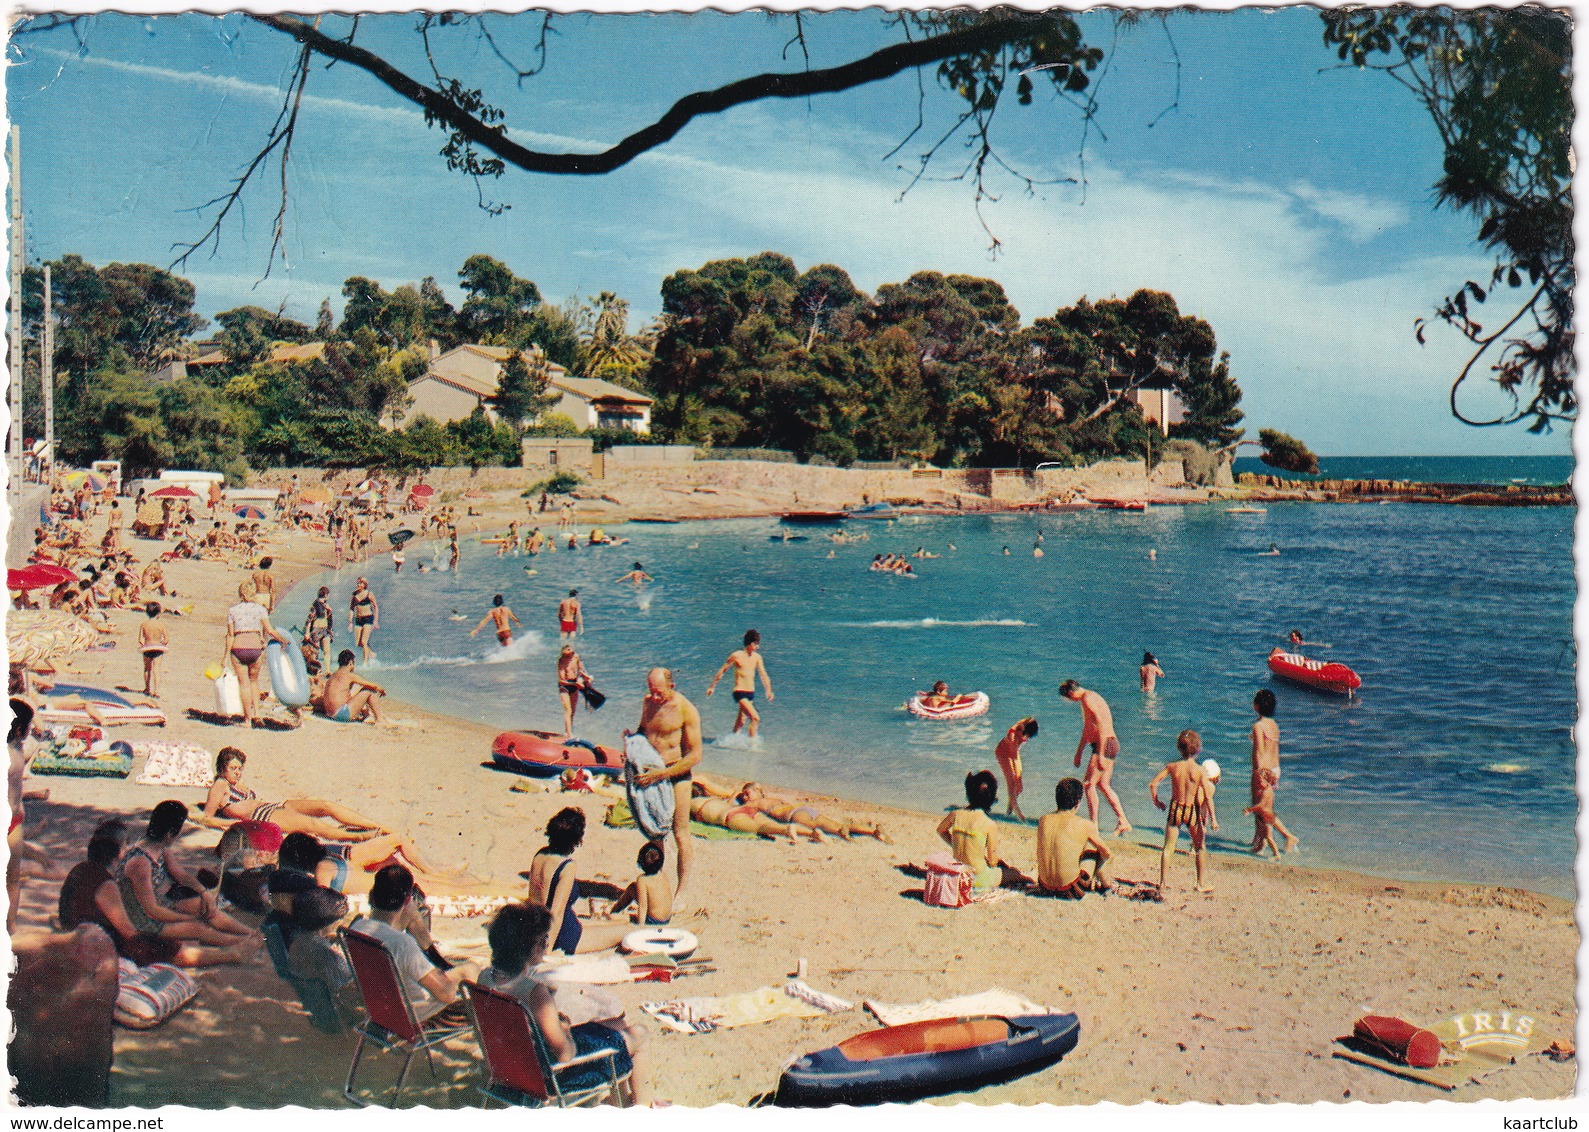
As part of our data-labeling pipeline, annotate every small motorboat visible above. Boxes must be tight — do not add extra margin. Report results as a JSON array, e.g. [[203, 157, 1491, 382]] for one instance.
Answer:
[[491, 729, 627, 776], [780, 511, 849, 524], [907, 691, 991, 721], [1225, 506, 1268, 514], [1267, 649, 1361, 696], [775, 1013, 1081, 1107], [846, 502, 899, 520]]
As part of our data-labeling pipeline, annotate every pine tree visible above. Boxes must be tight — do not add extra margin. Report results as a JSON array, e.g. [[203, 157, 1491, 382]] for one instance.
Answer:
[[494, 349, 562, 428], [315, 299, 335, 341]]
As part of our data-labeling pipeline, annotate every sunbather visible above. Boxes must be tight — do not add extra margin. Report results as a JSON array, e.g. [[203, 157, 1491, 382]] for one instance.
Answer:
[[198, 747, 387, 841], [936, 771, 1007, 895], [697, 779, 889, 842], [116, 800, 256, 947], [688, 784, 824, 842], [477, 901, 652, 1106]]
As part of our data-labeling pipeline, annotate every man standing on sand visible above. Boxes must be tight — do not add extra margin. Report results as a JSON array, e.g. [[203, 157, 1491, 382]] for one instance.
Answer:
[[470, 595, 521, 647], [632, 669, 703, 897], [1059, 679, 1132, 836], [557, 590, 583, 641], [706, 630, 774, 740], [1248, 689, 1297, 855]]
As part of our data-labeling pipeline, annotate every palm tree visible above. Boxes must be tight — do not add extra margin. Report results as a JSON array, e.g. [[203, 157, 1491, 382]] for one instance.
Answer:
[[580, 291, 653, 389]]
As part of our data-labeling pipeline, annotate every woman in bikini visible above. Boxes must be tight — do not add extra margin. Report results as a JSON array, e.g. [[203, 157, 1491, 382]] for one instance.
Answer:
[[935, 770, 1006, 896], [525, 808, 631, 955], [137, 602, 168, 697], [198, 747, 388, 841], [688, 783, 825, 842], [699, 780, 889, 841], [222, 582, 291, 726], [348, 578, 379, 662], [273, 830, 473, 899]]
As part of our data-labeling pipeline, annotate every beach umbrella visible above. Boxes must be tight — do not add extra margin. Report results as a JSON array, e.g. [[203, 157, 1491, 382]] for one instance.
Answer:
[[233, 504, 267, 519], [355, 479, 374, 492], [8, 565, 76, 591], [408, 484, 435, 499], [6, 611, 100, 667], [300, 485, 333, 504], [80, 472, 109, 492], [387, 529, 416, 546], [150, 485, 200, 500]]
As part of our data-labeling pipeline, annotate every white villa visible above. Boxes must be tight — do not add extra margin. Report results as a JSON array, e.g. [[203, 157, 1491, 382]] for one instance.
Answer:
[[401, 344, 653, 433]]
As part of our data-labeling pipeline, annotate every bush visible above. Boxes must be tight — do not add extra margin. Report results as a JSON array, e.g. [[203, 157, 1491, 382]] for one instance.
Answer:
[[1165, 438, 1218, 485], [524, 470, 583, 496], [527, 412, 582, 438], [585, 426, 663, 453], [1258, 428, 1321, 475]]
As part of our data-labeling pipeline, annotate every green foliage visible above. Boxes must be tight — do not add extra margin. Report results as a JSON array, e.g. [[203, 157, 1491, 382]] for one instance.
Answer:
[[1165, 438, 1218, 486], [528, 412, 583, 439], [214, 304, 313, 373], [1322, 8, 1572, 430], [458, 254, 542, 344], [526, 470, 584, 496], [1258, 428, 1321, 476], [493, 349, 561, 428]]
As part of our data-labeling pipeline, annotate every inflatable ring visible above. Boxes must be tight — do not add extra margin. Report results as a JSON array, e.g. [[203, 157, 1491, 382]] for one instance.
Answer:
[[620, 927, 698, 960], [907, 691, 990, 721]]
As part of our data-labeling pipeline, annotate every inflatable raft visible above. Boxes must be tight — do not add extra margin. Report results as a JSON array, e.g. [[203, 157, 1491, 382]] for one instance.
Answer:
[[776, 1012, 1081, 1107], [1267, 648, 1361, 696], [491, 730, 627, 776], [907, 692, 990, 721]]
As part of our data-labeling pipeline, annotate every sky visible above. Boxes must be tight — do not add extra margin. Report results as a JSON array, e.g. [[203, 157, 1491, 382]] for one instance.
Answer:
[[4, 8, 1571, 456]]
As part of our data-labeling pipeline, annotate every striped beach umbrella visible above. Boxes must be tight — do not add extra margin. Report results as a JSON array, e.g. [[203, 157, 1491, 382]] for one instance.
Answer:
[[233, 504, 268, 519]]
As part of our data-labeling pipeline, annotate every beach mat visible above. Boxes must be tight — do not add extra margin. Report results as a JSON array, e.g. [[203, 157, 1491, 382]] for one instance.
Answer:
[[642, 981, 853, 1035], [864, 987, 1053, 1028], [604, 800, 757, 840], [1332, 1011, 1554, 1091]]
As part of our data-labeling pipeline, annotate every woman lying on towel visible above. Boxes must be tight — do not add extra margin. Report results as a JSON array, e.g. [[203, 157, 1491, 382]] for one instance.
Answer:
[[198, 747, 387, 841], [272, 830, 475, 898], [116, 801, 256, 948], [689, 782, 825, 843], [694, 779, 890, 842]]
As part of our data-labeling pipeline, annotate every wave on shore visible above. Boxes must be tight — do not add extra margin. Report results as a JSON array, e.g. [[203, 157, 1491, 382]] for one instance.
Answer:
[[838, 618, 1030, 629], [363, 631, 548, 670]]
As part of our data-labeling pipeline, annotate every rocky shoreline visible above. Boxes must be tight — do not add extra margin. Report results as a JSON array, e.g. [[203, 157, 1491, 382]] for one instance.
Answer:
[[1233, 472, 1572, 506]]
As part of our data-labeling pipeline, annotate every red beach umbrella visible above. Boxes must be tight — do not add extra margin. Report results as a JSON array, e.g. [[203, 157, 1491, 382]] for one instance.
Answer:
[[150, 485, 201, 500], [232, 504, 268, 519], [8, 565, 75, 591], [409, 484, 435, 498]]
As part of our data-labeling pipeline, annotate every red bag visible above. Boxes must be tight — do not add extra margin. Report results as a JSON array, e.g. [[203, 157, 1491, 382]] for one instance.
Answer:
[[1354, 1015, 1441, 1068], [923, 853, 973, 909]]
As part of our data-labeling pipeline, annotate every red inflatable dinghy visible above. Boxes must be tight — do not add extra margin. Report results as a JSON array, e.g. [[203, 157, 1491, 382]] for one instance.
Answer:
[[1267, 649, 1361, 696], [492, 729, 627, 776]]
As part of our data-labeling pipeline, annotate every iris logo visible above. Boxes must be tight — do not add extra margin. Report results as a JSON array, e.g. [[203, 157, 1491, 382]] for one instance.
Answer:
[[1440, 1010, 1535, 1051]]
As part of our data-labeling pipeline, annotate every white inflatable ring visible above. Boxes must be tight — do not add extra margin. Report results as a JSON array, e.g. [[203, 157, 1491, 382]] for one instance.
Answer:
[[907, 691, 991, 721], [621, 927, 698, 960]]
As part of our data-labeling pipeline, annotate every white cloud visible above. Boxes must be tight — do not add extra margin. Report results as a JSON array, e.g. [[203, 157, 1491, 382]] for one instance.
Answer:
[[1288, 182, 1410, 243]]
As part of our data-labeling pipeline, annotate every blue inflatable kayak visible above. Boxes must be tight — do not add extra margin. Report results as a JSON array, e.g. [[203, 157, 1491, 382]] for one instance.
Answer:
[[623, 733, 676, 841], [775, 1013, 1080, 1107]]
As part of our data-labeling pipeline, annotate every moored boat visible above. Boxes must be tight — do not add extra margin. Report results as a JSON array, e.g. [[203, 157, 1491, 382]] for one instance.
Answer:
[[775, 1013, 1081, 1107], [491, 729, 627, 776], [846, 502, 900, 519], [780, 511, 849, 524], [1267, 648, 1361, 696]]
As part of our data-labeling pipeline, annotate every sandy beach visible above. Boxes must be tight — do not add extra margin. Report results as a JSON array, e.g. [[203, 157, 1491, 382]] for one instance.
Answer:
[[11, 480, 1576, 1107]]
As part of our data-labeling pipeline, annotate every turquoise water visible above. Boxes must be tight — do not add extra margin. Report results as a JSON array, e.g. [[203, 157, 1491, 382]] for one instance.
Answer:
[[1232, 454, 1573, 486], [279, 501, 1577, 898]]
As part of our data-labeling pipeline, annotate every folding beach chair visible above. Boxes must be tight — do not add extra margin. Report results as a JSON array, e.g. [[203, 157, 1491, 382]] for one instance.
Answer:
[[339, 928, 471, 1107], [462, 982, 632, 1109]]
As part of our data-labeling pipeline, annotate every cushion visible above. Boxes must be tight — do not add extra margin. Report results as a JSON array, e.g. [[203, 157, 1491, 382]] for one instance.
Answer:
[[114, 960, 199, 1029]]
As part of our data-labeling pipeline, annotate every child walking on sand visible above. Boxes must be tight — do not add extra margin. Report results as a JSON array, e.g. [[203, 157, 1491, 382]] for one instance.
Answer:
[[609, 841, 674, 926], [137, 603, 168, 697], [1148, 730, 1218, 895]]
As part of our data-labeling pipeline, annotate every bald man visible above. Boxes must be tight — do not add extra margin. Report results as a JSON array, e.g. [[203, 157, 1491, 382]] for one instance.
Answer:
[[634, 668, 703, 896]]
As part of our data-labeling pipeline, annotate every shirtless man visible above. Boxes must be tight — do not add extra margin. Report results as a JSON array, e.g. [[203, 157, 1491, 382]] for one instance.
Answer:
[[557, 590, 583, 641], [1248, 689, 1297, 854], [470, 594, 521, 646], [1060, 679, 1132, 836], [632, 669, 703, 896], [316, 650, 385, 723], [706, 630, 774, 739], [1036, 777, 1113, 898]]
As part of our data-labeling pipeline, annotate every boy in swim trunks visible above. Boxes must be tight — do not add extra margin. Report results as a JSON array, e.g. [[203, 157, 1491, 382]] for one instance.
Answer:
[[1036, 777, 1112, 898], [315, 650, 385, 723], [557, 591, 583, 641], [608, 841, 674, 926], [1060, 680, 1132, 836], [1149, 730, 1216, 894], [137, 602, 168, 697], [995, 717, 1039, 821], [706, 629, 774, 740], [470, 594, 521, 646]]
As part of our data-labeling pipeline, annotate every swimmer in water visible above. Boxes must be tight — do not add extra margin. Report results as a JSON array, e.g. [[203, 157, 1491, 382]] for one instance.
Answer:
[[1148, 549, 1157, 560], [617, 562, 653, 584], [1260, 544, 1281, 556], [1140, 652, 1165, 693], [447, 610, 467, 622], [1033, 541, 1045, 558], [470, 594, 521, 646]]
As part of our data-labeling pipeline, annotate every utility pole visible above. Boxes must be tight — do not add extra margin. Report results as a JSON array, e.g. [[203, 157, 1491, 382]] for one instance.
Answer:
[[7, 126, 22, 496], [42, 263, 52, 472]]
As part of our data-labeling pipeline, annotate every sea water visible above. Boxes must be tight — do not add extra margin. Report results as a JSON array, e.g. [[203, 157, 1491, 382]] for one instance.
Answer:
[[1231, 453, 1573, 486], [279, 500, 1576, 898]]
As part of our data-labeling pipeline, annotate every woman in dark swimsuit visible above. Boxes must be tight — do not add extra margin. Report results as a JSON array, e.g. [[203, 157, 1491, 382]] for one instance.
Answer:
[[116, 800, 255, 946], [348, 578, 379, 663], [525, 808, 630, 955]]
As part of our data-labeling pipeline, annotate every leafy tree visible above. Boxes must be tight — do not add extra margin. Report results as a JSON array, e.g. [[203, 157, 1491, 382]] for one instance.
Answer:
[[418, 276, 459, 349], [314, 298, 336, 340], [214, 304, 313, 372], [1258, 428, 1320, 475], [457, 254, 542, 344], [1322, 8, 1572, 430], [578, 291, 653, 388], [493, 349, 561, 428], [447, 405, 523, 469]]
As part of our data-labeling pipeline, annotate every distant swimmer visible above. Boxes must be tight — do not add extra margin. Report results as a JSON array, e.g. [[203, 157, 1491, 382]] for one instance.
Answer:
[[1259, 544, 1281, 556], [447, 611, 467, 622], [913, 547, 940, 559], [558, 590, 583, 641], [706, 629, 774, 740], [1060, 679, 1131, 836], [524, 568, 538, 575], [1140, 652, 1165, 693], [1002, 546, 1012, 556], [1034, 531, 1045, 544], [921, 680, 956, 709], [1148, 549, 1158, 561], [1033, 543, 1045, 558], [470, 594, 521, 646], [948, 542, 957, 551], [566, 533, 580, 550], [617, 562, 653, 584], [1288, 629, 1304, 648]]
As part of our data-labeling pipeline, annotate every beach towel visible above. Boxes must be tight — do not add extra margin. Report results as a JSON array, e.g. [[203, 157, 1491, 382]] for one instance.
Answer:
[[863, 988, 1053, 1028], [30, 739, 134, 779], [134, 740, 214, 787], [623, 734, 675, 840], [604, 801, 758, 841], [534, 954, 635, 986], [341, 893, 515, 921], [641, 981, 853, 1035], [1331, 1008, 1555, 1091]]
